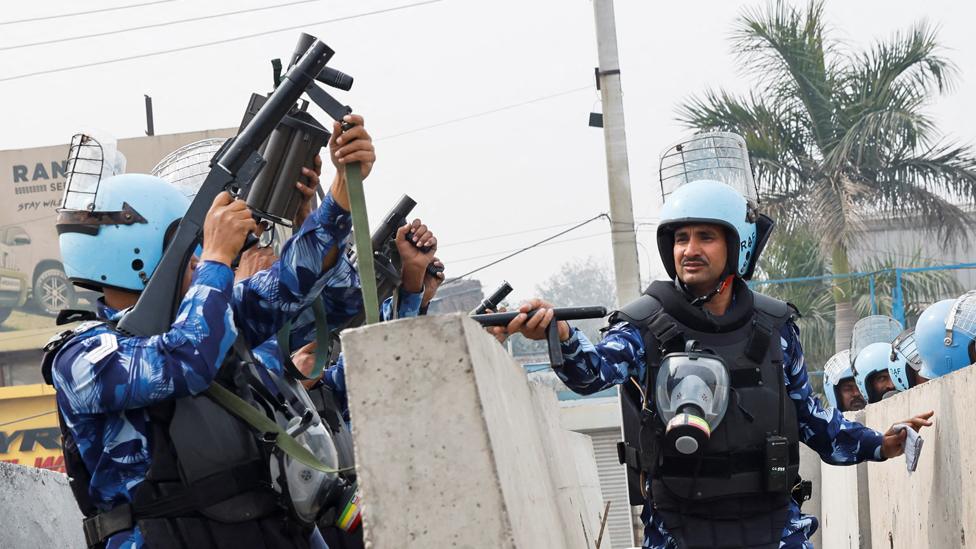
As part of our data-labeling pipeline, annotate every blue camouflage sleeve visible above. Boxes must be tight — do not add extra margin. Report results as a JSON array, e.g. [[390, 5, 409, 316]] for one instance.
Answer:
[[232, 192, 360, 347], [782, 321, 886, 464], [318, 287, 423, 421], [556, 322, 646, 395], [52, 261, 237, 413], [380, 287, 423, 321]]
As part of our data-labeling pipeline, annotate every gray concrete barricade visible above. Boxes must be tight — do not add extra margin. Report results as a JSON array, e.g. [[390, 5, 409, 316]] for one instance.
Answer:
[[527, 380, 604, 546], [861, 366, 976, 548], [819, 410, 872, 549], [820, 367, 976, 548], [797, 443, 823, 548], [0, 462, 85, 548], [343, 314, 603, 548]]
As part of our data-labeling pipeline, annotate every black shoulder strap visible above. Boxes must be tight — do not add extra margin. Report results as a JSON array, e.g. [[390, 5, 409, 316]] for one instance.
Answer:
[[41, 320, 110, 386], [610, 294, 661, 326], [742, 292, 795, 365]]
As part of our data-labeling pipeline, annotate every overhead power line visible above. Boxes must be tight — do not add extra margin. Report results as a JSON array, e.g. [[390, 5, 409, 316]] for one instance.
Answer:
[[441, 213, 610, 286], [375, 85, 591, 141], [438, 217, 609, 250], [1, 0, 328, 52], [449, 225, 654, 264], [0, 0, 442, 83], [0, 0, 176, 26]]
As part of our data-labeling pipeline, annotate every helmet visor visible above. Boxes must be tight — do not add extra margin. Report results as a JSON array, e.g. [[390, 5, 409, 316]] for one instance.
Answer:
[[823, 349, 852, 386], [659, 132, 758, 203], [851, 315, 904, 361], [946, 291, 976, 341], [151, 138, 228, 200], [891, 328, 922, 372]]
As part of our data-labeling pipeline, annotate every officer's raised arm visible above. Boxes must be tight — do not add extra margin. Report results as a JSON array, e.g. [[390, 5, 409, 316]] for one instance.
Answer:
[[231, 114, 376, 345]]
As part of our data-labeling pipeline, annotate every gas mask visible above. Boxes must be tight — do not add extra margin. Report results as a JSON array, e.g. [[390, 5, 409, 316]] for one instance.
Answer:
[[655, 341, 730, 456], [269, 376, 345, 525]]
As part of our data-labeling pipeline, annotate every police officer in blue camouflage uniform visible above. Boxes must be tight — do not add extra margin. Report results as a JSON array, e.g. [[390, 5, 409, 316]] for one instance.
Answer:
[[504, 133, 934, 549], [47, 115, 376, 549]]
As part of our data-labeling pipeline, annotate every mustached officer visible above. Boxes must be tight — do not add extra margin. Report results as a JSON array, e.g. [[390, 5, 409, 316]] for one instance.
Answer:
[[506, 133, 934, 549], [822, 350, 867, 412]]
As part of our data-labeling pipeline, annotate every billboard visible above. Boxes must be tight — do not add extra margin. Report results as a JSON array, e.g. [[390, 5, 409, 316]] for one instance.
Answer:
[[0, 384, 62, 472]]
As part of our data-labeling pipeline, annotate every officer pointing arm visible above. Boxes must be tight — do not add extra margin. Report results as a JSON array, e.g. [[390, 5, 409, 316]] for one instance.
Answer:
[[506, 137, 932, 549]]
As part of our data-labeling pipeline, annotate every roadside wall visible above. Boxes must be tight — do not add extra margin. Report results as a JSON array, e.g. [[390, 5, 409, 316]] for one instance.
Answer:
[[820, 367, 976, 548]]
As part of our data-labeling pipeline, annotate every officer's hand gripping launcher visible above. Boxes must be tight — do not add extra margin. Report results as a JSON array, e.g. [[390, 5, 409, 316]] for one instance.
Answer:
[[339, 194, 442, 332], [471, 306, 607, 367], [238, 33, 357, 228], [118, 37, 340, 337]]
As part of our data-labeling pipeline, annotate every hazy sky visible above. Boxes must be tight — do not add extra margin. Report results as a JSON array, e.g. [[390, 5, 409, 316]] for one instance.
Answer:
[[1, 0, 973, 305]]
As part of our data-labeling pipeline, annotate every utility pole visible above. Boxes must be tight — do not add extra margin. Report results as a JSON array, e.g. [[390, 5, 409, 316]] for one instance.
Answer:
[[594, 8, 643, 544], [592, 0, 641, 305]]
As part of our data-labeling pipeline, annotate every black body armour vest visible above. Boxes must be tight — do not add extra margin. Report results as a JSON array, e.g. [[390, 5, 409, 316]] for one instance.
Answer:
[[614, 280, 800, 549], [42, 321, 312, 549]]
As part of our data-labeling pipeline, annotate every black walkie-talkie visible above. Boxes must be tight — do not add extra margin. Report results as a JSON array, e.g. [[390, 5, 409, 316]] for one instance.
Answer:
[[764, 435, 790, 493]]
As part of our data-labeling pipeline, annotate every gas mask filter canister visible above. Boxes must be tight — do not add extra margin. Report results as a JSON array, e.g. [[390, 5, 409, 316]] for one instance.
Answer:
[[655, 341, 731, 456]]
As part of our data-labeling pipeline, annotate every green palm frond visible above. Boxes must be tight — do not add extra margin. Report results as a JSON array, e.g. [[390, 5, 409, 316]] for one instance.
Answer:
[[678, 0, 976, 352], [733, 0, 837, 150]]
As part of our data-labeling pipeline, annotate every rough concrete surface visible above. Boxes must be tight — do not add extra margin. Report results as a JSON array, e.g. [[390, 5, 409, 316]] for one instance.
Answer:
[[819, 411, 871, 549], [0, 461, 85, 548], [797, 444, 822, 548], [861, 366, 976, 549], [527, 380, 602, 547], [565, 432, 607, 548], [819, 368, 976, 548], [344, 314, 596, 548]]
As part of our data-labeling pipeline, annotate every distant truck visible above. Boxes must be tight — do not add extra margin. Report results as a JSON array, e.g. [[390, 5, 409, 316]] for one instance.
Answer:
[[0, 242, 28, 326]]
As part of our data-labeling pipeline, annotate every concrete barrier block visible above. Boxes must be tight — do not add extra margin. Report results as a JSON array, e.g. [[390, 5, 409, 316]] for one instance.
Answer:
[[862, 367, 976, 549], [797, 444, 822, 548], [527, 380, 603, 547], [565, 431, 607, 547], [819, 410, 873, 549], [0, 462, 85, 548], [343, 314, 580, 548]]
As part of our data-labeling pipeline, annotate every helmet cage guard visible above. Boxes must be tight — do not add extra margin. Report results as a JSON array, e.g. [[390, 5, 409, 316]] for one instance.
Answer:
[[659, 132, 759, 203], [823, 349, 853, 410], [850, 315, 904, 367], [889, 328, 923, 391], [61, 133, 127, 212]]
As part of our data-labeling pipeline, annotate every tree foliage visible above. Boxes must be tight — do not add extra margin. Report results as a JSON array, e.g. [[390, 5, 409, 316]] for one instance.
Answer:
[[508, 257, 617, 358], [679, 0, 976, 350]]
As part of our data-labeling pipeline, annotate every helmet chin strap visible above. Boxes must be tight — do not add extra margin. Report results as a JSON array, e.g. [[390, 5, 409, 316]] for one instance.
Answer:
[[678, 273, 735, 307]]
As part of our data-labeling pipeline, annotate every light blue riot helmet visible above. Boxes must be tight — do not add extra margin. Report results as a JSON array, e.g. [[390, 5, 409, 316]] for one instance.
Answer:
[[916, 293, 976, 379], [854, 342, 901, 403], [57, 173, 190, 292], [889, 328, 924, 392], [823, 350, 859, 411], [850, 315, 904, 403], [657, 132, 774, 280]]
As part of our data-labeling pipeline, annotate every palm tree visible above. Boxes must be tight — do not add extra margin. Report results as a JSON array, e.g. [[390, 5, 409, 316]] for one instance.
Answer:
[[679, 0, 976, 351]]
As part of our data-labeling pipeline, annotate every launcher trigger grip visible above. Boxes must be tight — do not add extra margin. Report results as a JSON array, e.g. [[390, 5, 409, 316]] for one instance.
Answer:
[[546, 319, 564, 369]]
